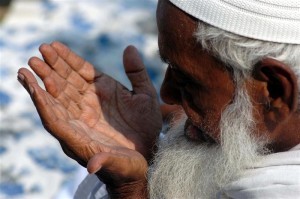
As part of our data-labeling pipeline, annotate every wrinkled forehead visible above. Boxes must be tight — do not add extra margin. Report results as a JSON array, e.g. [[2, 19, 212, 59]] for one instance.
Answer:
[[156, 0, 197, 35], [156, 0, 199, 56]]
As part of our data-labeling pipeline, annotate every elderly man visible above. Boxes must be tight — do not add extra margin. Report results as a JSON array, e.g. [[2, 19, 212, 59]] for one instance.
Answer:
[[18, 0, 300, 198]]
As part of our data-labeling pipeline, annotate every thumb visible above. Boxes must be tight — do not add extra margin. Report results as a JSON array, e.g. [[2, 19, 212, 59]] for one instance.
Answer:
[[123, 45, 156, 96], [87, 152, 125, 174], [87, 152, 109, 174], [87, 152, 148, 188]]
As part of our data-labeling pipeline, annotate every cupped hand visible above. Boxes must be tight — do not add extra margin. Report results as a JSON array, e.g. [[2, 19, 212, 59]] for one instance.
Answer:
[[17, 42, 162, 190]]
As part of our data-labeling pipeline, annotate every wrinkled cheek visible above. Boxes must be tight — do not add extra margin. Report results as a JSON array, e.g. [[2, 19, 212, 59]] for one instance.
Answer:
[[184, 103, 222, 142]]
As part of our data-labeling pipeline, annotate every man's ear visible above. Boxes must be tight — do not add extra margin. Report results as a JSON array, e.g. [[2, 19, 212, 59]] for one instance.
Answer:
[[253, 58, 298, 131]]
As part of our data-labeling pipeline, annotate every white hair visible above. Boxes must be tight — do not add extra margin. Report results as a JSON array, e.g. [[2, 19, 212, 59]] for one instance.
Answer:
[[149, 84, 269, 198], [148, 20, 299, 199], [194, 21, 300, 110]]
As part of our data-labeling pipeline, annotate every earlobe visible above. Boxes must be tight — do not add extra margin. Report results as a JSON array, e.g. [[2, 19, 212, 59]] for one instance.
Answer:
[[253, 58, 298, 126]]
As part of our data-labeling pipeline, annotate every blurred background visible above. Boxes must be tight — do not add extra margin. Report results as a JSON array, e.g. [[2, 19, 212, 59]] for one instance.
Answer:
[[0, 0, 164, 198]]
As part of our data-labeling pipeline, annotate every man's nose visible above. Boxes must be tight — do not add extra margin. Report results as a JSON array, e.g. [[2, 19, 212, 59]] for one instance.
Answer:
[[160, 67, 182, 105]]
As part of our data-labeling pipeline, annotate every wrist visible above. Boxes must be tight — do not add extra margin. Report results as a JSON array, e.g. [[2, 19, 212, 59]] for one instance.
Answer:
[[106, 179, 148, 199]]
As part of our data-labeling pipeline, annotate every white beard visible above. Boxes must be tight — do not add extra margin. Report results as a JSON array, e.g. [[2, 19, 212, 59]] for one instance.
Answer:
[[148, 88, 269, 199]]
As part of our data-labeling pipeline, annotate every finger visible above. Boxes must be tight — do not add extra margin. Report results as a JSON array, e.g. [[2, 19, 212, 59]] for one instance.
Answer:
[[18, 68, 41, 97], [50, 41, 102, 82], [18, 68, 66, 123], [19, 69, 84, 149], [27, 57, 53, 81], [39, 43, 90, 92], [28, 84, 80, 142], [39, 43, 72, 79], [18, 68, 59, 125], [87, 152, 128, 175], [87, 152, 108, 174], [123, 45, 156, 97], [18, 68, 79, 133], [28, 57, 84, 109], [87, 151, 147, 184], [28, 57, 66, 96]]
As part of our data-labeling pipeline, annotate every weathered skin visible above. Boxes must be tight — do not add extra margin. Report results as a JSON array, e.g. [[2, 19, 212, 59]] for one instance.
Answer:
[[18, 42, 161, 198], [17, 0, 300, 198]]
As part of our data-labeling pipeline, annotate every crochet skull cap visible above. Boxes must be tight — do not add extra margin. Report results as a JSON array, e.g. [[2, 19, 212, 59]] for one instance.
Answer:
[[169, 0, 300, 44]]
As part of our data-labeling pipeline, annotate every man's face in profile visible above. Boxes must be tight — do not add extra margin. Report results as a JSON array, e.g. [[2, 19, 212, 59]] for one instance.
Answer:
[[149, 1, 269, 198], [157, 0, 235, 144]]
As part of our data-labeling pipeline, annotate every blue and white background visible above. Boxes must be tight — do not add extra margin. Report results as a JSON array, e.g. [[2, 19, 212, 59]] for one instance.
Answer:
[[0, 0, 164, 198]]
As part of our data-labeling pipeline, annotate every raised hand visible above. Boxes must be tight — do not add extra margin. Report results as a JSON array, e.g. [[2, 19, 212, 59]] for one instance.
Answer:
[[17, 42, 162, 197]]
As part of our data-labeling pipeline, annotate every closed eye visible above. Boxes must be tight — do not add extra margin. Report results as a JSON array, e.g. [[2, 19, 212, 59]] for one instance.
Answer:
[[170, 65, 196, 88], [158, 50, 201, 88]]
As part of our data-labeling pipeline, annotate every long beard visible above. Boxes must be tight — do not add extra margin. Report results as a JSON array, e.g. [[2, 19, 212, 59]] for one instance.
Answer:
[[148, 88, 269, 199]]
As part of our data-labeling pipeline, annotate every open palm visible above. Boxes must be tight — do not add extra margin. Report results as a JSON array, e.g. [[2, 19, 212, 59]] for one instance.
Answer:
[[18, 42, 162, 177]]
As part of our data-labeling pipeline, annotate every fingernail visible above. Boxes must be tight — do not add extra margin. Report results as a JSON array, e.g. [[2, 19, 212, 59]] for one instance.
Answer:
[[17, 73, 24, 82], [88, 165, 101, 174], [17, 75, 25, 87]]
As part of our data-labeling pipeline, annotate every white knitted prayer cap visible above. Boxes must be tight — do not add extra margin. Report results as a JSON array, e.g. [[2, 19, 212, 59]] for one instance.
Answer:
[[169, 0, 300, 44]]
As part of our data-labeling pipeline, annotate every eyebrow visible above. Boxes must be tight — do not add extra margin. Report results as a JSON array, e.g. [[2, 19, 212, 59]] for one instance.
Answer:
[[158, 50, 201, 85]]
